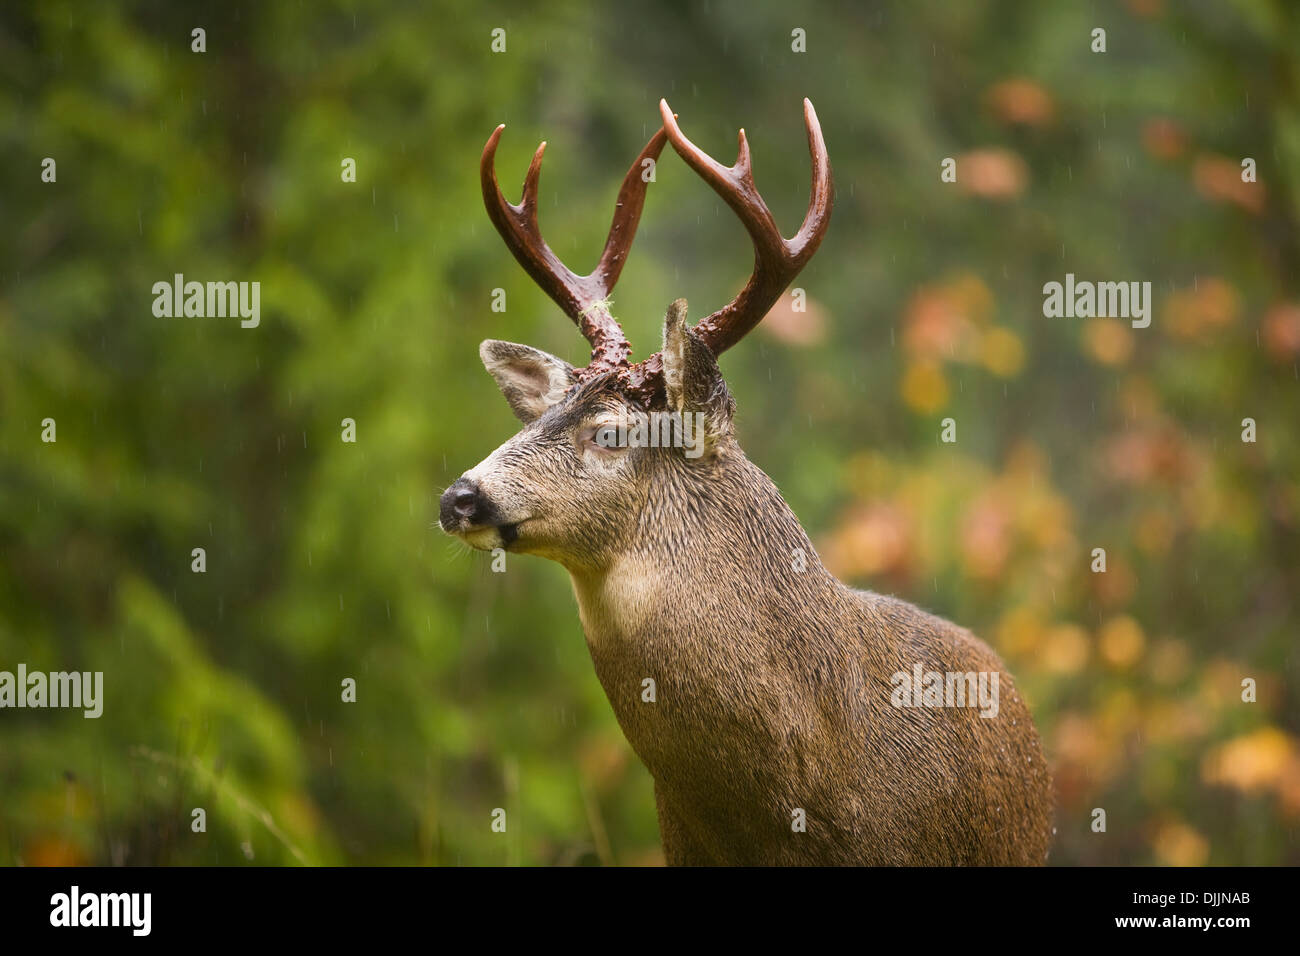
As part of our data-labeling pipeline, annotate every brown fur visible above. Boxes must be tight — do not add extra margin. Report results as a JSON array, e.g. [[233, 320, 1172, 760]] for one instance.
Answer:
[[442, 301, 1054, 865]]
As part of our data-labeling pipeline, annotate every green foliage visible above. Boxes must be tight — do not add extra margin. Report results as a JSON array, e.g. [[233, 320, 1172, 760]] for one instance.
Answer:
[[1, 0, 1297, 865]]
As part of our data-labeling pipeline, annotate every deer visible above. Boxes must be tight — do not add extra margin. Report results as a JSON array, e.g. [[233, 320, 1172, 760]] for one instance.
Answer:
[[440, 98, 1054, 865]]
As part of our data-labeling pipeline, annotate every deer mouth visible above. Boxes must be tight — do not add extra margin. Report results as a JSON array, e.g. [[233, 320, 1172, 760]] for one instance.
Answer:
[[454, 518, 524, 550], [439, 477, 531, 548]]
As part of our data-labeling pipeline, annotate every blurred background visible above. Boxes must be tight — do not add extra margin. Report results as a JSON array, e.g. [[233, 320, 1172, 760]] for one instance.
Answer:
[[1, 0, 1298, 866]]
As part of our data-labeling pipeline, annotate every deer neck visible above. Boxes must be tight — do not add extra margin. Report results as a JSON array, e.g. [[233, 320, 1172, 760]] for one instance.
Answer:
[[568, 446, 850, 649]]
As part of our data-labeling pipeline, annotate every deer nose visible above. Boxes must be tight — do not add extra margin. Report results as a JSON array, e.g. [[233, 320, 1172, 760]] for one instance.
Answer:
[[440, 478, 483, 528]]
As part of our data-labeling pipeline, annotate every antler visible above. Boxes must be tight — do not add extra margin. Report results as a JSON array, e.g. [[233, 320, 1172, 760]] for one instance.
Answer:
[[481, 122, 668, 378], [480, 101, 831, 407], [658, 97, 832, 358]]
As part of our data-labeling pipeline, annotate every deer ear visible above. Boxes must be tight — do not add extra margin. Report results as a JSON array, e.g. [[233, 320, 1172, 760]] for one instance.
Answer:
[[479, 340, 577, 423], [661, 299, 735, 441]]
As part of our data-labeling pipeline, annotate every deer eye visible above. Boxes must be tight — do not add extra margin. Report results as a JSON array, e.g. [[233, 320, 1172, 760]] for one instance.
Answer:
[[580, 422, 626, 455]]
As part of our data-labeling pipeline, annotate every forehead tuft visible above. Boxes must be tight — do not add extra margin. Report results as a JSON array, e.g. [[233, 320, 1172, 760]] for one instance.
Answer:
[[571, 375, 642, 411], [527, 374, 637, 433]]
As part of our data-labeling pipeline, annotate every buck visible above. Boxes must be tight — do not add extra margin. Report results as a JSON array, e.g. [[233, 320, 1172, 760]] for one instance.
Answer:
[[441, 99, 1054, 865]]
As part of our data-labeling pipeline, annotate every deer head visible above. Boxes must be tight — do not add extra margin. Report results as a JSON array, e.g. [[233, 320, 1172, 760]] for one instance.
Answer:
[[440, 99, 832, 572]]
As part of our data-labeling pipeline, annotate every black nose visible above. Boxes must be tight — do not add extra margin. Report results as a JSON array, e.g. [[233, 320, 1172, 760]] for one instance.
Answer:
[[440, 478, 482, 528]]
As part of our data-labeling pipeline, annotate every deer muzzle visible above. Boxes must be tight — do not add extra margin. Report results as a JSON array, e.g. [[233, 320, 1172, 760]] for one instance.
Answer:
[[439, 477, 520, 548]]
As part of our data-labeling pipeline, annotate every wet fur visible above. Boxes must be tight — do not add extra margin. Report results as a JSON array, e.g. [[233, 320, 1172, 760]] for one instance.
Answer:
[[449, 303, 1054, 865]]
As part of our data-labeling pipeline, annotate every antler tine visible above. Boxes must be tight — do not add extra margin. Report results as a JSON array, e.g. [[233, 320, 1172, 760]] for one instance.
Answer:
[[481, 123, 669, 374], [594, 126, 672, 290], [657, 98, 832, 357]]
